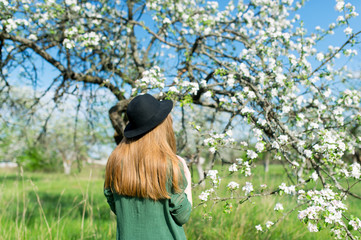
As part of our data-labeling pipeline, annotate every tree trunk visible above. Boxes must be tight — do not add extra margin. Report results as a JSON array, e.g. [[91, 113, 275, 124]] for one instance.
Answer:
[[63, 160, 71, 175], [263, 152, 270, 173], [197, 157, 206, 187], [109, 99, 130, 144], [354, 150, 361, 164]]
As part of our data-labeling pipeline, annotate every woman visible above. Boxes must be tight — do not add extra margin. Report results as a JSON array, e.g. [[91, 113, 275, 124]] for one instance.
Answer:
[[104, 94, 192, 240]]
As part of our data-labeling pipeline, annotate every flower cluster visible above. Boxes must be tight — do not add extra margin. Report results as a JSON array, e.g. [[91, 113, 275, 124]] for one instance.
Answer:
[[350, 162, 361, 179], [313, 130, 351, 166], [235, 158, 252, 177], [135, 66, 166, 91], [274, 203, 284, 211], [255, 221, 274, 232], [207, 170, 221, 186], [339, 89, 361, 107], [246, 150, 258, 160], [278, 183, 296, 195], [203, 130, 235, 154], [2, 18, 29, 32], [242, 182, 254, 195], [198, 188, 215, 202], [167, 78, 200, 96], [349, 218, 361, 231], [227, 181, 240, 191], [297, 187, 349, 236]]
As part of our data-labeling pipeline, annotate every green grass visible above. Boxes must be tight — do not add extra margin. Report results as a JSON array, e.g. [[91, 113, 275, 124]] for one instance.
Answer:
[[0, 167, 116, 240], [0, 164, 360, 239], [186, 165, 326, 240]]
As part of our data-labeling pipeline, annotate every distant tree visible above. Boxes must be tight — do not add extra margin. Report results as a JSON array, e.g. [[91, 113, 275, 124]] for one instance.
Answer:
[[1, 0, 361, 238], [0, 86, 111, 173]]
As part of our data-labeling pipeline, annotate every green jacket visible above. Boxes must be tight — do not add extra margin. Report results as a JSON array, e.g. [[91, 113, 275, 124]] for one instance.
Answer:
[[104, 167, 192, 240]]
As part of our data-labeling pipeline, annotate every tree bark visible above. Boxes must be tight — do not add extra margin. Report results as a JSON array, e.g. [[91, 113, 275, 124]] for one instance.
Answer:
[[263, 152, 270, 173], [197, 157, 206, 188], [63, 160, 71, 175], [108, 99, 130, 144]]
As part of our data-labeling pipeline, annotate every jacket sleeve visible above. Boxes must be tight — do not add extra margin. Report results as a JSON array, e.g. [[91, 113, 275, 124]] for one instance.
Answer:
[[104, 187, 116, 215], [168, 162, 192, 226]]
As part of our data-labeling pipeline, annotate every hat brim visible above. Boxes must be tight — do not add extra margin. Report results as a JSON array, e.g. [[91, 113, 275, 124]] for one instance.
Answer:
[[124, 99, 173, 139]]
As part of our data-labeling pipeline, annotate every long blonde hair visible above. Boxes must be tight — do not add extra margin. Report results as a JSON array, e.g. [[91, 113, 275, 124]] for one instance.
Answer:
[[104, 114, 182, 200]]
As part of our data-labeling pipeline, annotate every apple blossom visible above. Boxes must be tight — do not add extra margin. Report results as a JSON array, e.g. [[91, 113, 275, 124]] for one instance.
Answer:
[[265, 221, 274, 229], [307, 223, 318, 232], [227, 181, 240, 191], [228, 163, 238, 172], [255, 225, 263, 232], [274, 203, 284, 211], [242, 182, 254, 195], [247, 150, 258, 160]]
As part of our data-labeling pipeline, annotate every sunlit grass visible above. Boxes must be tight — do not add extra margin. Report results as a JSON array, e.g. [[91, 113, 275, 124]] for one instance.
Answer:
[[0, 167, 116, 240], [0, 164, 360, 239], [186, 165, 326, 240]]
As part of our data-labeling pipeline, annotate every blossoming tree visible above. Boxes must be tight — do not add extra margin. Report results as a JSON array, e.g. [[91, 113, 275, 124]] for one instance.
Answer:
[[1, 0, 361, 238]]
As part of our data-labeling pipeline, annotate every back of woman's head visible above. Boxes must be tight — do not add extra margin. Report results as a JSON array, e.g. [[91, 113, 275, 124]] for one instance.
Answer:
[[104, 114, 182, 200]]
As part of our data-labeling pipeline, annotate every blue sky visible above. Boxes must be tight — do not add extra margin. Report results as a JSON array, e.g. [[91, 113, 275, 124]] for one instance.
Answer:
[[299, 0, 361, 67]]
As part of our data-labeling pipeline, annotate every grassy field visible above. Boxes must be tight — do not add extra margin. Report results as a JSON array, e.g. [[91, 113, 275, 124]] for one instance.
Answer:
[[0, 164, 360, 240]]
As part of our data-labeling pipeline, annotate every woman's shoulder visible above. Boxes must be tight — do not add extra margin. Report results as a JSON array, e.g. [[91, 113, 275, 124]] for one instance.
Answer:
[[167, 155, 184, 170], [176, 156, 188, 174], [176, 155, 186, 164]]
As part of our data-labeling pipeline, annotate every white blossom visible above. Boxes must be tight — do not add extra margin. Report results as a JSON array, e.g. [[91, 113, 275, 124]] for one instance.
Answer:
[[247, 91, 256, 99], [163, 18, 171, 24], [282, 105, 291, 114], [337, 15, 345, 23], [204, 91, 212, 98], [226, 129, 233, 137], [168, 86, 179, 93], [255, 224, 263, 232], [272, 141, 280, 149], [253, 128, 263, 138], [335, 1, 345, 12], [279, 183, 296, 195], [198, 191, 210, 201], [227, 181, 240, 190], [209, 147, 216, 154], [311, 172, 318, 181], [241, 106, 255, 114], [247, 150, 258, 159], [304, 149, 313, 158], [307, 223, 318, 232], [278, 135, 288, 144], [207, 170, 221, 186], [226, 74, 235, 87], [344, 27, 353, 35], [198, 188, 214, 201], [265, 221, 274, 229], [274, 203, 284, 211], [0, 0, 8, 6], [349, 219, 361, 230], [229, 163, 238, 172], [351, 163, 361, 179], [255, 142, 265, 152], [257, 118, 267, 126], [242, 182, 254, 195], [65, 0, 76, 5]]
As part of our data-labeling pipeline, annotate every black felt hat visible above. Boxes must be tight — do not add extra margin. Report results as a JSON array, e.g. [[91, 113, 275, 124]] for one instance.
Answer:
[[124, 94, 173, 138]]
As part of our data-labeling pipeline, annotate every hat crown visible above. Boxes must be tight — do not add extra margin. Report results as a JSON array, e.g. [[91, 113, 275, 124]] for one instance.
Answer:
[[124, 94, 173, 138], [127, 94, 160, 127]]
